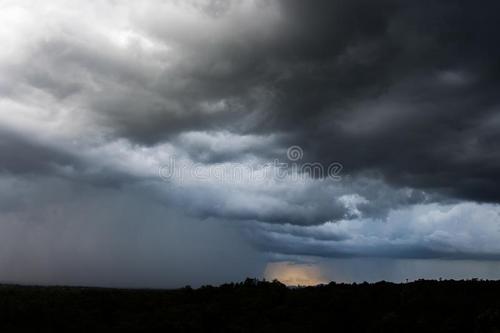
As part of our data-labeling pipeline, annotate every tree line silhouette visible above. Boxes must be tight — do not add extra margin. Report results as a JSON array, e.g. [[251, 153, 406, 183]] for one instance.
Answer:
[[1, 278, 500, 332]]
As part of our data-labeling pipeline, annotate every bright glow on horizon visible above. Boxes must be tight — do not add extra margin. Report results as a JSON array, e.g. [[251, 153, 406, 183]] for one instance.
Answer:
[[264, 261, 327, 286]]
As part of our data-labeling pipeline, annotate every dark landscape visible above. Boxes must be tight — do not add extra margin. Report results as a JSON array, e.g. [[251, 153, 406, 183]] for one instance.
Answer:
[[2, 279, 500, 332]]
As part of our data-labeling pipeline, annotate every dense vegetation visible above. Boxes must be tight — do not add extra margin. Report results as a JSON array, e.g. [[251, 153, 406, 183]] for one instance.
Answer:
[[1, 279, 500, 332]]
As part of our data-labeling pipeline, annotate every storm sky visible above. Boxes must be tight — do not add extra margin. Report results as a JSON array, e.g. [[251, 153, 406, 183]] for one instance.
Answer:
[[2, 0, 500, 287]]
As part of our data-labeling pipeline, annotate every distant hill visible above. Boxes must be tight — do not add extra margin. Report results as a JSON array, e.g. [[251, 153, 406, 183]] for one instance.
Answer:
[[1, 279, 500, 332]]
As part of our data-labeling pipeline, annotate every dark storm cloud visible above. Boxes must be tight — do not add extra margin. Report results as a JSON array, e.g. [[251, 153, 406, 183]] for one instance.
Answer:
[[5, 0, 498, 219], [259, 0, 500, 204], [22, 0, 496, 205], [0, 127, 145, 189], [2, 0, 500, 275], [0, 129, 77, 175]]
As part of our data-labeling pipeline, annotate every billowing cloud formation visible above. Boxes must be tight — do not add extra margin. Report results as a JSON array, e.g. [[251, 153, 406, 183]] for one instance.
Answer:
[[1, 0, 500, 286], [4, 0, 500, 200], [249, 202, 500, 259]]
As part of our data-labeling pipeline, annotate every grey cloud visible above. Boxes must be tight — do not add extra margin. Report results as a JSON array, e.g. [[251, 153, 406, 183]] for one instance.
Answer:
[[0, 128, 79, 175], [3, 0, 495, 223], [9, 0, 498, 205], [2, 0, 500, 285], [0, 120, 432, 226], [247, 202, 500, 260]]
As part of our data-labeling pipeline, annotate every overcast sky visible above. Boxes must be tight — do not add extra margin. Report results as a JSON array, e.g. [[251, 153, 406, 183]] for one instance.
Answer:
[[1, 0, 500, 287]]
